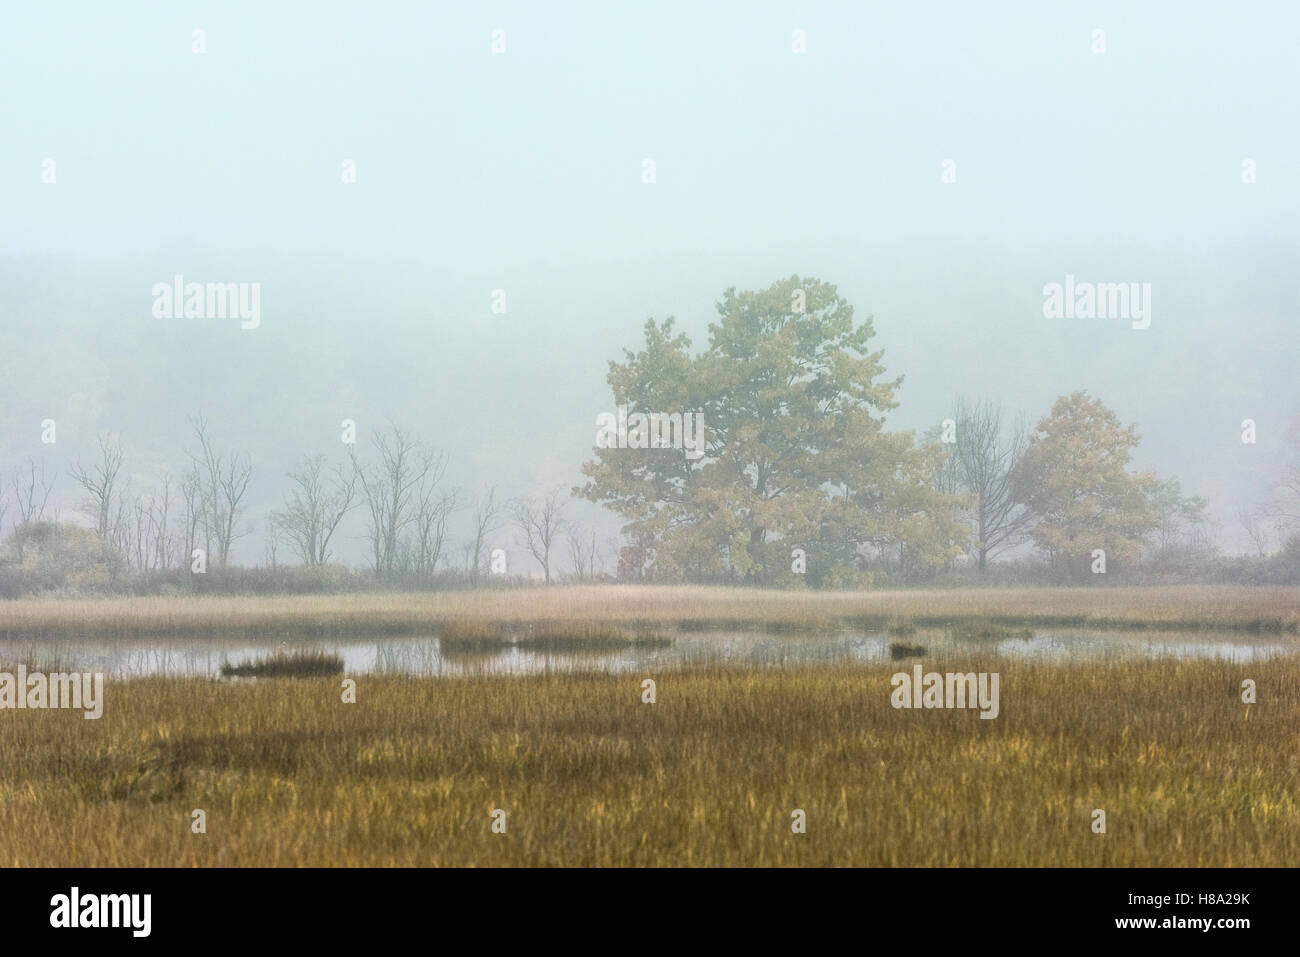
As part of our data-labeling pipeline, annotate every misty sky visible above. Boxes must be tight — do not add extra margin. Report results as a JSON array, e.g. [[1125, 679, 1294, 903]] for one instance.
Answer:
[[2, 1, 1298, 567]]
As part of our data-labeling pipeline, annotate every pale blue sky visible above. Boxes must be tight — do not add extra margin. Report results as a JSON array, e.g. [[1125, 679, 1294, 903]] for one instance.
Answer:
[[2, 1, 1297, 564]]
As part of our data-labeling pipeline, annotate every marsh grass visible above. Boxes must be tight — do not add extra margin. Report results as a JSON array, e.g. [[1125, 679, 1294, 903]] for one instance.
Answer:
[[2, 655, 1298, 866], [436, 620, 511, 651], [0, 646, 75, 674], [948, 619, 1035, 642], [0, 585, 1295, 640], [219, 650, 344, 679], [438, 620, 672, 652], [889, 642, 927, 660], [886, 620, 918, 638]]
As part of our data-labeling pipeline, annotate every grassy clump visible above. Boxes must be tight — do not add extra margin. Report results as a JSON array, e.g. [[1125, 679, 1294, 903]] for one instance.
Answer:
[[437, 620, 512, 650], [513, 630, 671, 651], [949, 619, 1034, 641], [889, 642, 927, 660], [439, 619, 671, 652], [220, 649, 344, 678], [677, 617, 836, 634]]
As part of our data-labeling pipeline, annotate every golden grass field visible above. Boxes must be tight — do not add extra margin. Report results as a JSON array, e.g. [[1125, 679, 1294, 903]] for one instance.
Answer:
[[1, 585, 1297, 866], [1, 584, 1297, 638], [1, 656, 1296, 866]]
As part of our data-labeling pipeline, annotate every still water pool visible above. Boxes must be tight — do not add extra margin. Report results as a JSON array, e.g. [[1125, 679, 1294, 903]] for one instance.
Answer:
[[0, 627, 1292, 679]]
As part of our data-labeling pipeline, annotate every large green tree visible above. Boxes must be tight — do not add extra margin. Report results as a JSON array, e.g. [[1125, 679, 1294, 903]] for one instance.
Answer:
[[1011, 391, 1159, 575], [576, 276, 965, 585]]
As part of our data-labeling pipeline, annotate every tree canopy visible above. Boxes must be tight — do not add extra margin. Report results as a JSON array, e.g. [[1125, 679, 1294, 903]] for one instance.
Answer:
[[576, 276, 966, 585], [1011, 391, 1160, 573]]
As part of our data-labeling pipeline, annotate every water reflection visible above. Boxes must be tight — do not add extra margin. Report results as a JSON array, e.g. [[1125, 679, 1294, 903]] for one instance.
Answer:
[[994, 630, 1287, 663], [0, 627, 1291, 680]]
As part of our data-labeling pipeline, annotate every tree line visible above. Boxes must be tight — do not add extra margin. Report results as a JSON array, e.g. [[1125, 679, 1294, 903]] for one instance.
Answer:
[[576, 276, 1299, 586], [2, 274, 1298, 594], [0, 420, 609, 595]]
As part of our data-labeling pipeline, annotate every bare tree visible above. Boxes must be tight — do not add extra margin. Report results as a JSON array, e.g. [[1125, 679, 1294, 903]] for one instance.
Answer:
[[188, 415, 253, 566], [566, 522, 599, 581], [466, 487, 503, 582], [1150, 478, 1209, 551], [1235, 503, 1272, 557], [178, 466, 206, 569], [264, 521, 281, 570], [512, 487, 568, 583], [1251, 417, 1300, 544], [600, 535, 622, 579], [410, 482, 458, 577], [271, 454, 360, 567], [123, 477, 175, 572], [1264, 465, 1300, 532], [108, 479, 135, 564], [128, 492, 151, 570], [69, 433, 124, 542], [147, 474, 175, 570], [358, 426, 443, 576], [936, 398, 1032, 574], [8, 460, 55, 561]]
